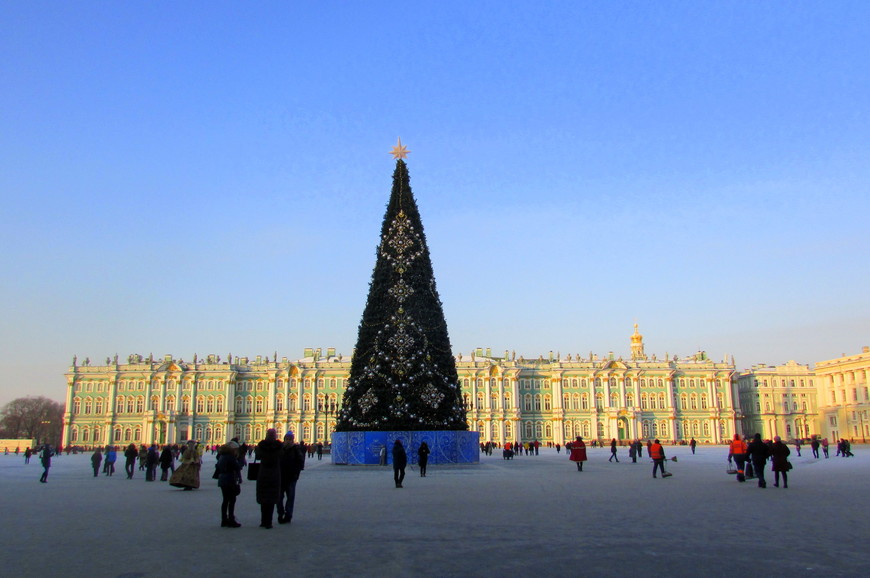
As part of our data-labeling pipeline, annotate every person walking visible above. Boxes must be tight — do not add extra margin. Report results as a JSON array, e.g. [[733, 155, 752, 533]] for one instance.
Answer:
[[169, 440, 202, 490], [105, 446, 117, 476], [770, 436, 791, 489], [392, 439, 407, 488], [811, 438, 820, 459], [138, 444, 147, 471], [729, 434, 748, 482], [794, 439, 802, 457], [90, 447, 103, 477], [690, 438, 697, 454], [417, 441, 431, 477], [277, 431, 305, 525], [609, 439, 620, 462], [821, 438, 829, 458], [650, 439, 667, 478], [569, 436, 587, 471], [255, 429, 283, 529], [145, 443, 160, 482], [123, 443, 138, 479], [216, 441, 243, 528], [159, 445, 174, 481], [746, 433, 770, 488], [39, 445, 52, 483], [24, 447, 32, 464], [628, 441, 637, 463]]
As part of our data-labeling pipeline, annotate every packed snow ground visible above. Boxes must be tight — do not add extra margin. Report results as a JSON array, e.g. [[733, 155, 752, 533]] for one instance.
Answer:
[[2, 444, 868, 577]]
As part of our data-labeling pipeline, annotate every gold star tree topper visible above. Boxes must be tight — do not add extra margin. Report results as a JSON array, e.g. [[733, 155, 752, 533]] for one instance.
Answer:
[[390, 137, 410, 160]]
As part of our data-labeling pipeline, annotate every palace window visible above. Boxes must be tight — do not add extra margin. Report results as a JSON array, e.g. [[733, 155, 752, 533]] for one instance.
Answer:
[[82, 427, 90, 442], [216, 396, 224, 412], [114, 427, 122, 442], [700, 395, 708, 409], [581, 394, 589, 410], [289, 395, 297, 411], [276, 396, 284, 411], [641, 394, 649, 410], [245, 397, 253, 413], [543, 395, 551, 411], [127, 398, 135, 413], [73, 398, 81, 414], [690, 395, 698, 410], [610, 392, 619, 407], [150, 396, 159, 411], [84, 398, 92, 414], [235, 396, 244, 413], [659, 393, 666, 408], [303, 395, 311, 411], [181, 397, 190, 413], [504, 393, 511, 408], [95, 398, 103, 414], [255, 398, 264, 413], [680, 395, 687, 410], [524, 395, 532, 411], [206, 396, 214, 413], [525, 422, 533, 438], [626, 393, 634, 407], [196, 396, 204, 413], [563, 394, 570, 409]]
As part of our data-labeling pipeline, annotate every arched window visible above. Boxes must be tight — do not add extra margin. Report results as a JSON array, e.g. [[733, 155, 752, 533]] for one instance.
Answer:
[[116, 396, 124, 413], [581, 394, 589, 410], [703, 422, 710, 436], [303, 395, 311, 411], [196, 396, 204, 413], [124, 427, 132, 442], [610, 392, 619, 407], [680, 394, 688, 410], [82, 427, 90, 442], [543, 395, 551, 411], [181, 396, 190, 413], [565, 421, 574, 439], [245, 424, 252, 441], [255, 398, 264, 413], [126, 398, 135, 413], [700, 394, 708, 409], [206, 396, 214, 413], [525, 421, 533, 438], [505, 421, 513, 439], [195, 424, 203, 440], [524, 395, 532, 411], [245, 397, 253, 413], [626, 393, 634, 407], [491, 393, 499, 410], [597, 422, 605, 437], [150, 395, 159, 411], [289, 395, 297, 411], [535, 422, 543, 438], [216, 396, 224, 412], [71, 427, 79, 442], [658, 393, 666, 408], [93, 426, 101, 444], [276, 395, 284, 411], [114, 427, 123, 442], [595, 393, 603, 408], [235, 396, 244, 413], [73, 398, 82, 414]]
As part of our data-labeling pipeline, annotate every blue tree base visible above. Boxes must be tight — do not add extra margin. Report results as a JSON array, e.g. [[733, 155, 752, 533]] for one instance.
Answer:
[[331, 430, 480, 465]]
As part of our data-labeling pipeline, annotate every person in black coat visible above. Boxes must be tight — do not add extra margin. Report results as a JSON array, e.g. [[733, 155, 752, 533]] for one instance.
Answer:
[[392, 440, 407, 488], [123, 443, 138, 479], [746, 433, 771, 488], [255, 429, 283, 529], [216, 441, 243, 528], [145, 443, 160, 481], [277, 432, 306, 524], [158, 446, 174, 481], [39, 445, 52, 483], [417, 442, 430, 477]]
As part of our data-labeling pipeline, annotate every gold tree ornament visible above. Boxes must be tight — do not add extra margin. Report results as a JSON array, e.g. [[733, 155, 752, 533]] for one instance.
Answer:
[[389, 137, 410, 160]]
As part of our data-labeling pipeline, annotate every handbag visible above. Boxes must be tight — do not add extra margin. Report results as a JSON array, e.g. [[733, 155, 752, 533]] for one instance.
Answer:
[[726, 468, 738, 475], [212, 463, 220, 479], [786, 461, 793, 471], [247, 461, 260, 481]]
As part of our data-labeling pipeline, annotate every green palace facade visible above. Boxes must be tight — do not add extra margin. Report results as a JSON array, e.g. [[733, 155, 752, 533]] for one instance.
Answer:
[[62, 326, 743, 448]]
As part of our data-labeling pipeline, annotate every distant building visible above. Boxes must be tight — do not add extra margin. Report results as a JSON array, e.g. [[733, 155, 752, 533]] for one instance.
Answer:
[[63, 327, 742, 447], [735, 360, 817, 440], [814, 346, 870, 442]]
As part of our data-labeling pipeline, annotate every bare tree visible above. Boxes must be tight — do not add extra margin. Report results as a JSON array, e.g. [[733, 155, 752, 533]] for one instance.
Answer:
[[0, 396, 65, 446]]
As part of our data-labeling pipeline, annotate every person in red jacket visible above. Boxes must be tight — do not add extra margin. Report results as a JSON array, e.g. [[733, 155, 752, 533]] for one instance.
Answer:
[[650, 439, 666, 478], [729, 434, 749, 482], [569, 436, 587, 472]]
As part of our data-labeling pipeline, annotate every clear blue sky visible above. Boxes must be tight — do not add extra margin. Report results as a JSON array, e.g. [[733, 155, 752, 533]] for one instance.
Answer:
[[1, 2, 868, 407]]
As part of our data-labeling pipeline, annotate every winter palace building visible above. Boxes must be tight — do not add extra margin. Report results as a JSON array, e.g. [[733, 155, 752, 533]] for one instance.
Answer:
[[61, 328, 868, 448]]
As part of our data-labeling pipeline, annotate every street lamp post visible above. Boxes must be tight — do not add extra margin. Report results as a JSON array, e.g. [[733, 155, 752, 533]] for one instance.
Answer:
[[317, 400, 339, 444]]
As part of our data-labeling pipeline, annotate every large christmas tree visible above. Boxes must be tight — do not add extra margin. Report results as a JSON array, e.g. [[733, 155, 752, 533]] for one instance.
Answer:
[[335, 143, 467, 432]]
